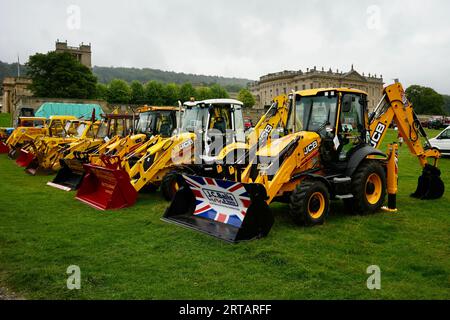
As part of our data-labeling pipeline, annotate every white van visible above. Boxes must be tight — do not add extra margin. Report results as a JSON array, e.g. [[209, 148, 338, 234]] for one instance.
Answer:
[[428, 126, 450, 156]]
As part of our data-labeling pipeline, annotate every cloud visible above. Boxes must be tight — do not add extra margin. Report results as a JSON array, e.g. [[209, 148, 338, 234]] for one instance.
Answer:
[[0, 0, 449, 93]]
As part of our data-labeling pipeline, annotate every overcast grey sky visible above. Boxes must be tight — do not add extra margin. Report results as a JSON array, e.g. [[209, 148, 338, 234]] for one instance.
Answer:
[[1, 0, 450, 93]]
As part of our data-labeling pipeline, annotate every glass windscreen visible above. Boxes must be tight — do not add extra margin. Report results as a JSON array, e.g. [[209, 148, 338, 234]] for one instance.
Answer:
[[292, 93, 338, 133], [136, 111, 175, 137], [181, 107, 208, 132]]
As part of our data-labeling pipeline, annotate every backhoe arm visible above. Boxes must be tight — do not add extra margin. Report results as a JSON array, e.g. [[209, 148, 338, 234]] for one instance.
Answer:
[[369, 82, 444, 199]]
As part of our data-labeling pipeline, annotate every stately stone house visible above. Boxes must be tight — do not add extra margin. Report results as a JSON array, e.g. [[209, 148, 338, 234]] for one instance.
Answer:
[[249, 66, 384, 111]]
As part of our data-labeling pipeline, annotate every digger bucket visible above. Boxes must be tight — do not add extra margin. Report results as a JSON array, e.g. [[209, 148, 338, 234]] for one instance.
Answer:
[[24, 158, 55, 176], [76, 164, 137, 210], [16, 149, 36, 167], [47, 158, 87, 191], [0, 142, 9, 154], [162, 175, 274, 243], [411, 164, 445, 200]]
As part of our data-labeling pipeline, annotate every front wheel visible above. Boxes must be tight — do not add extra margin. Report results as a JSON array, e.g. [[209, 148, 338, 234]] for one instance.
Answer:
[[161, 171, 182, 201], [289, 180, 330, 226], [348, 160, 386, 215]]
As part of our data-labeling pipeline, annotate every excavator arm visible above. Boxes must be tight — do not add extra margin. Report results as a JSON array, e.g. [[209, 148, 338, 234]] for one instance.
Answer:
[[369, 82, 444, 199]]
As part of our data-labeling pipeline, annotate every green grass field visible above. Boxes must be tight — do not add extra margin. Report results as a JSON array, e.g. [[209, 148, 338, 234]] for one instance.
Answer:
[[0, 129, 449, 299], [0, 113, 12, 127]]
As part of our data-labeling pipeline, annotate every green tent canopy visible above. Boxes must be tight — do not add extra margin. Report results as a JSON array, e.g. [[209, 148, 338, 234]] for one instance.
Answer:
[[35, 103, 104, 119]]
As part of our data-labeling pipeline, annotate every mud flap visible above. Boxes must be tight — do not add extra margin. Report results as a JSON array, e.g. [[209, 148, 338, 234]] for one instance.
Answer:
[[47, 159, 87, 191], [76, 164, 137, 210], [162, 175, 274, 243], [411, 164, 445, 200], [16, 149, 36, 168], [0, 142, 9, 154]]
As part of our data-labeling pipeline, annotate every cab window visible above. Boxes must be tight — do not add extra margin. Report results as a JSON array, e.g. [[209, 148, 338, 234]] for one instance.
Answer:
[[293, 93, 338, 133], [439, 129, 450, 139], [208, 106, 232, 133]]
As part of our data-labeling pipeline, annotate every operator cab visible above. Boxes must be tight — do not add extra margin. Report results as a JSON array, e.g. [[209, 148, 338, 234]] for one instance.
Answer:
[[181, 99, 245, 157], [135, 107, 177, 138], [288, 88, 369, 168]]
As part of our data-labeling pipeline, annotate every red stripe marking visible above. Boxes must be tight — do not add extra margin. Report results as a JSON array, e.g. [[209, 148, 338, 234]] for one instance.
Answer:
[[205, 177, 215, 186], [229, 183, 242, 193], [241, 199, 251, 208], [216, 213, 227, 223], [194, 205, 211, 214], [192, 189, 203, 198]]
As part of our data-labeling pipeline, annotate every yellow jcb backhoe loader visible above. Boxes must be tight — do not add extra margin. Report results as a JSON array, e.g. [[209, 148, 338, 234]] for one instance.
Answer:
[[159, 95, 290, 200], [75, 99, 245, 210], [47, 113, 138, 190], [20, 119, 99, 175], [49, 106, 178, 191], [6, 116, 77, 159], [163, 82, 445, 243]]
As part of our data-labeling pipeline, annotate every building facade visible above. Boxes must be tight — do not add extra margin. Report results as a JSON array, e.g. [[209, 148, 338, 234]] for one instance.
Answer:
[[55, 40, 92, 68], [1, 77, 33, 114], [249, 66, 384, 111]]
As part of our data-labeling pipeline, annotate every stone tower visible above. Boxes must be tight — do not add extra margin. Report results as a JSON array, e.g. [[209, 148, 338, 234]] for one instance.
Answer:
[[55, 40, 92, 68]]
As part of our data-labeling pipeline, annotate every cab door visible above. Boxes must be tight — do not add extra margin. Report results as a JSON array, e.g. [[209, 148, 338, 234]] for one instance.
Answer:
[[336, 93, 367, 160], [435, 128, 450, 154]]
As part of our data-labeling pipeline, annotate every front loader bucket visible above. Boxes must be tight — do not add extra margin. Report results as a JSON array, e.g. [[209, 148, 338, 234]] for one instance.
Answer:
[[0, 142, 9, 154], [16, 149, 36, 167], [411, 164, 445, 200], [24, 159, 55, 176], [76, 164, 137, 210], [47, 159, 87, 191], [162, 175, 274, 243]]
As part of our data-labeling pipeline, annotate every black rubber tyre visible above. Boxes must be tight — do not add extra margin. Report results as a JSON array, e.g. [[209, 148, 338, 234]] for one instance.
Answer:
[[161, 171, 182, 201], [289, 180, 330, 226], [348, 160, 386, 215], [140, 183, 158, 193]]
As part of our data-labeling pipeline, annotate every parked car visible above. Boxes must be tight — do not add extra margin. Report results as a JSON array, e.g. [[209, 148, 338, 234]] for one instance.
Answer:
[[428, 126, 450, 156], [244, 118, 253, 130], [428, 119, 446, 130]]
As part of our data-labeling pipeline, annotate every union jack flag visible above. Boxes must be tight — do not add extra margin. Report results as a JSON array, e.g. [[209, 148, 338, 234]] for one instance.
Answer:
[[183, 175, 251, 228]]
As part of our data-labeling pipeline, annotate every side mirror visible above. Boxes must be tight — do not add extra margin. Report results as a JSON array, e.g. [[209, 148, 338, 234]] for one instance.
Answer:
[[342, 95, 354, 113]]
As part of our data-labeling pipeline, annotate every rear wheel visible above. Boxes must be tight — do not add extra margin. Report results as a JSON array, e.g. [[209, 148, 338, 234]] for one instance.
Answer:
[[289, 180, 330, 226], [348, 160, 386, 215], [161, 171, 182, 201]]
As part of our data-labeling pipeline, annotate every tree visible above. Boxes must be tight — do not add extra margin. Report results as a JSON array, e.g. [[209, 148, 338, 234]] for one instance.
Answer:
[[442, 95, 450, 115], [237, 89, 256, 108], [209, 84, 230, 98], [144, 80, 165, 105], [95, 83, 108, 101], [26, 51, 97, 99], [405, 85, 445, 115], [162, 83, 180, 106], [130, 80, 146, 105], [107, 79, 131, 104], [196, 87, 213, 100], [179, 83, 196, 102]]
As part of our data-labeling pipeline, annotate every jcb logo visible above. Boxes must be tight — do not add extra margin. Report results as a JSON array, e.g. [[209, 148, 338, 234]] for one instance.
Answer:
[[178, 139, 193, 150], [370, 123, 386, 147], [304, 140, 318, 155], [259, 125, 273, 142]]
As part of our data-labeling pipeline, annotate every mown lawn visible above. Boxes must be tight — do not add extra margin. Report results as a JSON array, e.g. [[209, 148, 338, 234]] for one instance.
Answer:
[[0, 113, 12, 127], [0, 129, 449, 300]]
